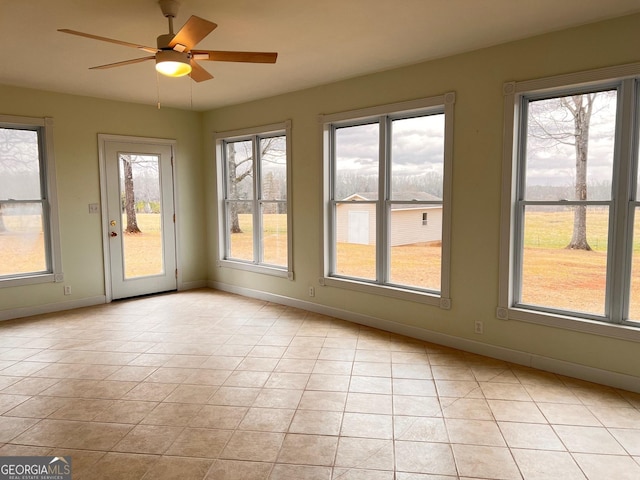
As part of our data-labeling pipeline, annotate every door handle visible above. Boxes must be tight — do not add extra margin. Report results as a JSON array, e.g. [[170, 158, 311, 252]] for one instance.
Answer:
[[110, 231, 118, 237]]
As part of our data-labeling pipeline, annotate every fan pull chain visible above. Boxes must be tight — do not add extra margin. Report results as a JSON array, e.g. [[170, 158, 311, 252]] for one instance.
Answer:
[[156, 72, 161, 109]]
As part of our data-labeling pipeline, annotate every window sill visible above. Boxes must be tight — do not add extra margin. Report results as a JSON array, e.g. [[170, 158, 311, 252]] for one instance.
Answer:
[[0, 273, 62, 288], [217, 259, 293, 280], [322, 276, 449, 308], [497, 306, 640, 343]]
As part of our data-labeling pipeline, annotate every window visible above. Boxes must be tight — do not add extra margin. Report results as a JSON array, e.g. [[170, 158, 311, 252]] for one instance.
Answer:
[[0, 115, 62, 287], [321, 94, 455, 306], [499, 64, 640, 338], [215, 121, 292, 278]]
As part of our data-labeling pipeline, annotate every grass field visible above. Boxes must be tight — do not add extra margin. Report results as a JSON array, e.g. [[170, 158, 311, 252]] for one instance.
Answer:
[[3, 210, 640, 319]]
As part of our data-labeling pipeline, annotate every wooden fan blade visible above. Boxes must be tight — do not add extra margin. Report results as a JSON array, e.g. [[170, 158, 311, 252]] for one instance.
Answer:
[[191, 50, 278, 63], [169, 16, 217, 52], [189, 60, 213, 82], [89, 56, 155, 70], [58, 29, 158, 53]]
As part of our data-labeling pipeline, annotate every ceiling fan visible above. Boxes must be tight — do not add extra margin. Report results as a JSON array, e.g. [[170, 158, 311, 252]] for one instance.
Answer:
[[58, 0, 278, 82]]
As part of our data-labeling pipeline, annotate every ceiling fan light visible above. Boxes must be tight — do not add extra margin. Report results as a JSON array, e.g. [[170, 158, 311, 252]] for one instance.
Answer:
[[155, 50, 192, 77]]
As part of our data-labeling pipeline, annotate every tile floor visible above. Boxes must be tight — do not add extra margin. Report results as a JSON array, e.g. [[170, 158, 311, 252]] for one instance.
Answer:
[[0, 289, 639, 479]]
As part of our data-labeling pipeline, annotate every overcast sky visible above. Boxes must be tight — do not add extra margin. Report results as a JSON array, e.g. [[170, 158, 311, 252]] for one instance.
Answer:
[[335, 114, 445, 178]]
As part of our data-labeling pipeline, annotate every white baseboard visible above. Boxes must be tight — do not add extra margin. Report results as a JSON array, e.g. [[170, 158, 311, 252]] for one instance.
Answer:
[[209, 281, 640, 393], [0, 295, 107, 322]]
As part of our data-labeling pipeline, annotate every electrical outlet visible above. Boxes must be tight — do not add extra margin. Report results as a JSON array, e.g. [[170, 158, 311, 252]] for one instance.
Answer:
[[64, 286, 71, 296], [474, 320, 483, 334], [308, 286, 315, 297]]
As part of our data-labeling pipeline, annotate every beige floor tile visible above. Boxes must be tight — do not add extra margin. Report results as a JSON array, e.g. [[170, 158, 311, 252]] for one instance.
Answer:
[[205, 459, 272, 480], [452, 444, 521, 480], [537, 402, 601, 426], [332, 468, 394, 479], [274, 358, 316, 373], [553, 424, 627, 454], [573, 453, 640, 480], [350, 376, 392, 395], [391, 363, 432, 379], [3, 395, 68, 418], [289, 409, 342, 435], [165, 427, 233, 457], [93, 400, 157, 423], [63, 421, 132, 450], [0, 444, 52, 456], [610, 428, 640, 456], [48, 398, 114, 421], [238, 407, 295, 432], [488, 399, 547, 423], [78, 452, 157, 480], [11, 419, 80, 446], [277, 433, 339, 466], [253, 388, 303, 409], [480, 382, 532, 401], [112, 424, 183, 454], [345, 392, 392, 414], [307, 374, 351, 392], [208, 386, 261, 406], [393, 395, 442, 417], [106, 365, 157, 382], [265, 372, 310, 389], [140, 456, 213, 480], [435, 380, 482, 398], [270, 464, 331, 480], [334, 437, 394, 470], [394, 416, 448, 442], [237, 357, 280, 372], [587, 405, 640, 428], [445, 418, 506, 446], [141, 402, 202, 426], [354, 349, 392, 363], [431, 366, 476, 381], [192, 404, 247, 429], [313, 360, 353, 375], [163, 384, 217, 404], [341, 412, 393, 439], [392, 378, 436, 396], [524, 383, 581, 404], [0, 415, 40, 442], [45, 449, 106, 478], [220, 430, 285, 462], [499, 421, 565, 450], [512, 448, 586, 480], [395, 441, 456, 476], [298, 390, 347, 411], [0, 393, 31, 414], [1, 377, 59, 395], [440, 397, 493, 420], [123, 382, 178, 401]]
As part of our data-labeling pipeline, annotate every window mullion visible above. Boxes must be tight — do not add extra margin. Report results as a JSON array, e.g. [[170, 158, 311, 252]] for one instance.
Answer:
[[615, 79, 639, 322], [253, 136, 261, 265], [378, 116, 389, 284]]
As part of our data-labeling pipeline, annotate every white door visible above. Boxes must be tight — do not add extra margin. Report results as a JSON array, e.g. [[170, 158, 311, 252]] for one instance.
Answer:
[[101, 137, 177, 300], [348, 211, 369, 244]]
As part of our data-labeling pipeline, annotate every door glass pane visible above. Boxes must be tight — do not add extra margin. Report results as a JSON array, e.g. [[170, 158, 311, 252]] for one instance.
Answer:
[[228, 201, 253, 261], [390, 114, 444, 200], [261, 202, 287, 266], [389, 205, 441, 291], [0, 202, 46, 276], [520, 205, 609, 315], [119, 154, 163, 279]]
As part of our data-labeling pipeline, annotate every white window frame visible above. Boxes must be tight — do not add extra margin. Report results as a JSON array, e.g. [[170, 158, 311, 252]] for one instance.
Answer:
[[320, 93, 455, 308], [214, 120, 293, 279], [499, 63, 640, 341], [0, 115, 62, 288]]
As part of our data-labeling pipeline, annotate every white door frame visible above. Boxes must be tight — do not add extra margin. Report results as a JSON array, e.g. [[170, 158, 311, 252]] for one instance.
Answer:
[[98, 134, 181, 302]]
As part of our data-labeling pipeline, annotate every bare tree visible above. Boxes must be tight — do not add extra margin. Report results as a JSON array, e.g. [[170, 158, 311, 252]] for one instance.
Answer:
[[528, 93, 602, 250], [121, 155, 141, 234], [227, 137, 286, 234]]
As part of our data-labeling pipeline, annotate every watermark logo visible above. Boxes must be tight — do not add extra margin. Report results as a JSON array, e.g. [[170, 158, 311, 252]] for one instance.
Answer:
[[0, 456, 71, 480]]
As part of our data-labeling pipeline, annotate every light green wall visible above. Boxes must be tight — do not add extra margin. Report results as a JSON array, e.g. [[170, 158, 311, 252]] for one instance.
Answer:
[[203, 13, 640, 378], [0, 87, 206, 311], [1, 13, 639, 380]]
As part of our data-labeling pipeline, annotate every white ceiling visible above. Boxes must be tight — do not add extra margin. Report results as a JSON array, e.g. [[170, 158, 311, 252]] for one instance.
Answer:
[[3, 0, 640, 111]]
